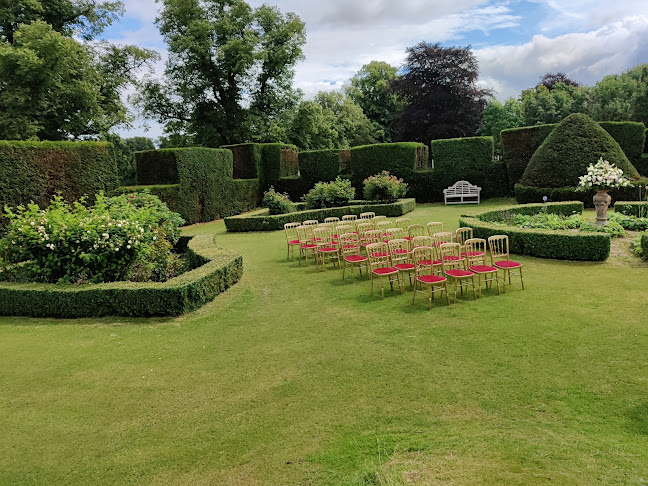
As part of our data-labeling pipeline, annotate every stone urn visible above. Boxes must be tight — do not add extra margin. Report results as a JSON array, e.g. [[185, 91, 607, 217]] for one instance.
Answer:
[[593, 189, 612, 226]]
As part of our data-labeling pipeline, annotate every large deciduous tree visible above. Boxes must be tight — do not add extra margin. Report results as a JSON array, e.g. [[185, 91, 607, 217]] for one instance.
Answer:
[[589, 63, 648, 126], [390, 42, 492, 143], [479, 98, 524, 153], [0, 0, 156, 140], [345, 61, 403, 142], [136, 0, 305, 147], [519, 83, 590, 126]]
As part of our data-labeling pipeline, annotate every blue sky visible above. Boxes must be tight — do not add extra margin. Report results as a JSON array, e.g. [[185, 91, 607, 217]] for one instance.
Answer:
[[102, 0, 648, 139]]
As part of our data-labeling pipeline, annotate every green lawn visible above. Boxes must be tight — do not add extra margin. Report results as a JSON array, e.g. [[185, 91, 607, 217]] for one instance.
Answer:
[[2, 199, 648, 485]]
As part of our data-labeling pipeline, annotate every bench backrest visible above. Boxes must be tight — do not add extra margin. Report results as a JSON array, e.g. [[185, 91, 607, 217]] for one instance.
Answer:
[[445, 180, 480, 194]]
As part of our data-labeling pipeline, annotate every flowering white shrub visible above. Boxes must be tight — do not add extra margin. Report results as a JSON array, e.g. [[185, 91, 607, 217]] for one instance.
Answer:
[[363, 171, 408, 202], [577, 157, 631, 191]]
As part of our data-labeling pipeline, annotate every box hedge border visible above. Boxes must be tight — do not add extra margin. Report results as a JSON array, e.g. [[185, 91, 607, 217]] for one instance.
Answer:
[[0, 234, 242, 318], [224, 198, 416, 232], [614, 201, 648, 217], [459, 201, 611, 261]]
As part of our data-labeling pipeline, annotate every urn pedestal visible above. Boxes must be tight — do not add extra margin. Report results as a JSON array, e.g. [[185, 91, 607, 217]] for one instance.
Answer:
[[593, 190, 611, 226]]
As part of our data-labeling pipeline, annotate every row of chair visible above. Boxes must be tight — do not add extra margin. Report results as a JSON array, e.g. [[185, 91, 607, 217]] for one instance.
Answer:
[[284, 219, 524, 309]]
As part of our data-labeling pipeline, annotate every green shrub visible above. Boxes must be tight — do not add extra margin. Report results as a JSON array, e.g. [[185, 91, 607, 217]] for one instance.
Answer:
[[635, 153, 648, 177], [0, 233, 242, 317], [262, 187, 295, 215], [363, 171, 408, 202], [641, 232, 648, 259], [304, 177, 355, 209], [225, 198, 416, 232], [599, 121, 646, 164], [0, 193, 184, 284], [614, 201, 648, 217], [299, 149, 344, 184], [0, 141, 119, 217], [578, 220, 626, 237], [350, 142, 429, 188], [221, 143, 298, 189], [515, 180, 648, 206], [609, 212, 648, 231], [520, 114, 640, 188]]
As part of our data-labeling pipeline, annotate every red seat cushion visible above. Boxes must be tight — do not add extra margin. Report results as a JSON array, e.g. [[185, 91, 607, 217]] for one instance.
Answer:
[[394, 263, 415, 271], [345, 255, 367, 263], [470, 265, 497, 273], [461, 251, 484, 257], [342, 244, 359, 250], [417, 274, 446, 284], [391, 249, 409, 255], [288, 240, 300, 245], [495, 260, 522, 269], [417, 259, 442, 266], [373, 267, 398, 275], [369, 252, 389, 258], [301, 244, 316, 249], [318, 247, 338, 253], [442, 255, 462, 262], [445, 269, 474, 277]]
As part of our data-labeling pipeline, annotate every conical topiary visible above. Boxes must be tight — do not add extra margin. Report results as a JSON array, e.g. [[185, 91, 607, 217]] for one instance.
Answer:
[[519, 113, 640, 188]]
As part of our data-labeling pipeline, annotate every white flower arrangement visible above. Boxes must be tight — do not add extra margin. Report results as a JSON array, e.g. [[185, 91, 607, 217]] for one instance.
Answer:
[[577, 157, 631, 191]]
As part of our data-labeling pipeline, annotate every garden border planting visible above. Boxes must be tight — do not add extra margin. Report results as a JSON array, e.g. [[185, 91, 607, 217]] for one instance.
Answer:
[[615, 201, 648, 217], [459, 201, 611, 261], [0, 234, 242, 318], [224, 198, 416, 232]]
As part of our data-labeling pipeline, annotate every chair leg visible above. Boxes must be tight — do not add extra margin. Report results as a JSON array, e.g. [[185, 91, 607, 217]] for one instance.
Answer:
[[471, 276, 476, 300], [444, 282, 450, 305], [520, 267, 525, 289]]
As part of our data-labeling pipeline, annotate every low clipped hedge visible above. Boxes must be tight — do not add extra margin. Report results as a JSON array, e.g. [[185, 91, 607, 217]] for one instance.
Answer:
[[0, 234, 242, 318], [459, 201, 611, 261], [615, 201, 648, 217], [514, 180, 648, 206], [224, 198, 416, 232], [642, 233, 648, 260]]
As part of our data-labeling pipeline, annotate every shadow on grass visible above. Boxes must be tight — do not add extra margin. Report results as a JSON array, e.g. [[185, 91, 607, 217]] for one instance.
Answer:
[[627, 402, 648, 435]]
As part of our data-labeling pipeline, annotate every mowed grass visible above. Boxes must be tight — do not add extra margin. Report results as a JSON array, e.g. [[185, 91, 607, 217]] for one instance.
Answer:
[[1, 199, 648, 485]]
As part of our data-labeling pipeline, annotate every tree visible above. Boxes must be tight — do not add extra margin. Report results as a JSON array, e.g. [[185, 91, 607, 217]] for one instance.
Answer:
[[538, 72, 580, 90], [479, 98, 524, 154], [288, 91, 377, 150], [589, 63, 648, 126], [136, 0, 306, 147], [125, 137, 155, 152], [346, 61, 403, 141], [0, 1, 156, 140], [391, 42, 492, 143], [520, 83, 590, 126]]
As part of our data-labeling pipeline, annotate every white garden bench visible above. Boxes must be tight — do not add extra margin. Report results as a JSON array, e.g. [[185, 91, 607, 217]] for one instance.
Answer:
[[443, 180, 481, 205]]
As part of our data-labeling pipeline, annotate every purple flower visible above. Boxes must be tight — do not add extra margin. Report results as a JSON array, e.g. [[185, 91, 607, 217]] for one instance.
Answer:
[[542, 196, 548, 203]]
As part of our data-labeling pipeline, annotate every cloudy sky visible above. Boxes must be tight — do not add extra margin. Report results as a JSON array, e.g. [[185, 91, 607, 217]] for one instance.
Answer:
[[103, 0, 648, 139]]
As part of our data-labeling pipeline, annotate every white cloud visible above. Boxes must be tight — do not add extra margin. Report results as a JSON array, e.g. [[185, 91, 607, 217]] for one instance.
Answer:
[[476, 15, 648, 100]]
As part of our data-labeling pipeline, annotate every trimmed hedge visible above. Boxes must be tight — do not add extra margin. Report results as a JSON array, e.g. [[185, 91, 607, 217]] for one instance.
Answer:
[[135, 148, 259, 224], [221, 143, 298, 189], [459, 201, 611, 261], [502, 121, 646, 187], [0, 234, 242, 317], [0, 140, 118, 213], [615, 201, 648, 217], [431, 136, 494, 173], [520, 114, 639, 188], [224, 198, 416, 232], [642, 233, 648, 260], [299, 149, 345, 184], [515, 179, 648, 206], [350, 142, 429, 188]]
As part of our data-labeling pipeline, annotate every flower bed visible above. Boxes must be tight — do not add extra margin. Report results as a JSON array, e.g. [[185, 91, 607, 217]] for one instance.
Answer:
[[224, 198, 416, 232], [0, 233, 242, 318], [459, 202, 611, 261]]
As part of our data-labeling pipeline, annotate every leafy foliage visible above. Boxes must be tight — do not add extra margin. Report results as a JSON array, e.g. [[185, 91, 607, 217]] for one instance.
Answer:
[[0, 193, 184, 284], [479, 98, 525, 154], [391, 42, 492, 143], [538, 72, 580, 90], [303, 177, 355, 209], [262, 187, 295, 215], [363, 171, 408, 202], [136, 0, 305, 147], [589, 63, 648, 125], [520, 83, 590, 126]]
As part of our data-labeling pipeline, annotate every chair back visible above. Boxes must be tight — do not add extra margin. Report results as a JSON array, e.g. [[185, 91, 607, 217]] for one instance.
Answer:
[[427, 222, 444, 237], [363, 229, 383, 247], [438, 242, 462, 271], [341, 214, 358, 229], [339, 233, 361, 257], [455, 227, 473, 246], [373, 215, 387, 223], [324, 217, 340, 225], [356, 222, 374, 240], [376, 221, 392, 232], [411, 235, 433, 249], [388, 239, 410, 265], [302, 219, 318, 226], [408, 224, 426, 240], [297, 225, 314, 244], [312, 227, 334, 249], [433, 232, 453, 247], [284, 222, 300, 242], [317, 222, 334, 231], [335, 224, 353, 236], [366, 242, 391, 269], [360, 212, 375, 220], [396, 218, 411, 231], [464, 238, 487, 266], [488, 235, 510, 264], [384, 227, 403, 242], [411, 246, 434, 274]]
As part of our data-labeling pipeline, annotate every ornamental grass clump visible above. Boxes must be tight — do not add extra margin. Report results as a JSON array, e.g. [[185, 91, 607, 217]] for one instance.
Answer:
[[363, 171, 408, 202], [304, 177, 355, 209], [0, 192, 185, 284], [577, 157, 631, 191], [262, 187, 295, 215]]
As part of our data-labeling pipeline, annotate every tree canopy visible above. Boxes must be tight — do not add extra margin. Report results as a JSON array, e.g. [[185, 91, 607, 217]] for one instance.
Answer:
[[136, 0, 306, 147], [391, 42, 492, 143]]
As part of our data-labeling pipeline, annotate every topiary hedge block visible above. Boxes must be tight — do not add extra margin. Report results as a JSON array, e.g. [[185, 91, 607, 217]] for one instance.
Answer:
[[222, 143, 299, 189], [614, 201, 648, 217], [459, 201, 610, 261], [350, 143, 429, 188], [224, 198, 416, 232], [299, 149, 345, 184], [598, 121, 646, 164], [501, 124, 557, 189], [0, 234, 242, 318], [0, 140, 118, 213], [521, 114, 640, 188], [431, 136, 494, 172], [635, 153, 648, 177]]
